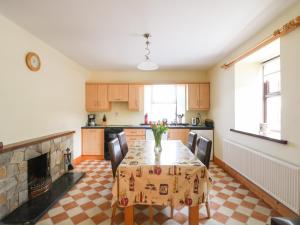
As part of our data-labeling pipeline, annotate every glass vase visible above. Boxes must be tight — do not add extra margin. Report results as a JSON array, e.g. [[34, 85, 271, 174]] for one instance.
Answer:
[[154, 134, 162, 153]]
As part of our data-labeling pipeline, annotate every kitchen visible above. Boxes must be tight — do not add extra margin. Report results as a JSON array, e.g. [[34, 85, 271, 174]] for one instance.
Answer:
[[81, 82, 214, 161], [1, 1, 300, 225]]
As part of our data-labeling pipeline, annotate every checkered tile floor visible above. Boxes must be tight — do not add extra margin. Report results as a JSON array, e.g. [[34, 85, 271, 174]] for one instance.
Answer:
[[36, 160, 279, 225]]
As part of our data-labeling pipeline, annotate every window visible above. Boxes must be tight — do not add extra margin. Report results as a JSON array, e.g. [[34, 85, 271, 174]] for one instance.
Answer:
[[234, 39, 282, 139], [263, 56, 281, 133], [144, 84, 185, 122]]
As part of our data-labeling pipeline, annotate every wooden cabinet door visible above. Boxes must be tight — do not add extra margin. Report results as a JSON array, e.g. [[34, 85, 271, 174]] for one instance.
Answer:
[[168, 129, 189, 144], [187, 84, 200, 110], [97, 84, 110, 111], [82, 129, 104, 155], [128, 85, 143, 111], [108, 84, 129, 101], [86, 84, 98, 112], [124, 129, 146, 148], [199, 83, 210, 110], [124, 129, 146, 136]]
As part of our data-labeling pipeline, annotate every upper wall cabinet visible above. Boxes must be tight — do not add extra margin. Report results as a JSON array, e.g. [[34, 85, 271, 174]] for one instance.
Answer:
[[86, 83, 98, 112], [97, 84, 111, 110], [128, 85, 143, 111], [108, 84, 129, 102], [86, 83, 110, 112], [187, 83, 210, 110]]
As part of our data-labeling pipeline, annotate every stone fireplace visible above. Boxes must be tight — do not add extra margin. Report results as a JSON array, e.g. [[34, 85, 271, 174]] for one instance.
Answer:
[[0, 132, 74, 220], [27, 153, 52, 199]]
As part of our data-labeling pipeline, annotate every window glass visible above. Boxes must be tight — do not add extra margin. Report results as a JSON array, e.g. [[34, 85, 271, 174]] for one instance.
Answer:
[[263, 57, 280, 74], [266, 96, 281, 132], [264, 72, 280, 93], [150, 104, 177, 122], [144, 84, 186, 123], [263, 56, 281, 134], [152, 85, 176, 103]]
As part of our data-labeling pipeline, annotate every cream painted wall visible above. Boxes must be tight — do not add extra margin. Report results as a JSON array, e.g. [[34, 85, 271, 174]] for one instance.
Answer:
[[94, 103, 207, 126], [90, 70, 209, 83], [90, 70, 209, 125], [0, 14, 89, 158], [235, 62, 263, 133], [208, 2, 300, 166]]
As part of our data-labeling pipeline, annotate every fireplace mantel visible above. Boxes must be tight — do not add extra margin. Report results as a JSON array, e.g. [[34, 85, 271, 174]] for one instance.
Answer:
[[0, 131, 75, 153]]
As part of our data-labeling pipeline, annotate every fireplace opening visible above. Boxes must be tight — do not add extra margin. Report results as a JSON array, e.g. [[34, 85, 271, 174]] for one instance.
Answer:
[[27, 153, 52, 199]]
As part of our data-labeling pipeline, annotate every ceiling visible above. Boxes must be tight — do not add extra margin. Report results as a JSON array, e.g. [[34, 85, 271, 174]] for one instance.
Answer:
[[0, 0, 297, 70]]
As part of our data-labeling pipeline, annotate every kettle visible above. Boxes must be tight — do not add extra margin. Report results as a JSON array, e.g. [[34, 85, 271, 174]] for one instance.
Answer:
[[191, 117, 200, 126]]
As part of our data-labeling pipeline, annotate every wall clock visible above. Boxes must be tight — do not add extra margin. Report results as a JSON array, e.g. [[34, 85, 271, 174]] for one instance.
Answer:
[[25, 52, 41, 71]]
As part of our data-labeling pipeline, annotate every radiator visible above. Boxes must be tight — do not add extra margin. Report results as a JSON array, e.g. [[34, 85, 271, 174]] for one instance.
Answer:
[[223, 139, 300, 215]]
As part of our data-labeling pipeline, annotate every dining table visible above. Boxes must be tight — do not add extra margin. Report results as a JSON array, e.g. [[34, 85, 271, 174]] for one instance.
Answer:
[[111, 140, 212, 225]]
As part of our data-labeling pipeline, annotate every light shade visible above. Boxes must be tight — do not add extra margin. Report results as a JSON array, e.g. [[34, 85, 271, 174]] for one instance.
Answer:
[[137, 60, 159, 71]]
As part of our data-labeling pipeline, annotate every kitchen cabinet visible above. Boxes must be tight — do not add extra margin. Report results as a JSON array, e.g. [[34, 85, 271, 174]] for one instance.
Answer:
[[97, 84, 110, 110], [187, 84, 200, 110], [187, 83, 210, 110], [108, 84, 129, 102], [128, 85, 143, 111], [168, 129, 189, 144], [85, 83, 110, 111], [124, 129, 145, 148], [86, 84, 98, 112], [82, 128, 104, 156], [199, 83, 210, 110]]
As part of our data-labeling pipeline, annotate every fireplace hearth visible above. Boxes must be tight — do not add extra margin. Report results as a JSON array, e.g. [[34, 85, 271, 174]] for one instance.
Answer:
[[28, 153, 52, 199]]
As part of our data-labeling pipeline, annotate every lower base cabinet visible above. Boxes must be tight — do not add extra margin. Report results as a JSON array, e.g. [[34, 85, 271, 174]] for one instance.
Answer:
[[82, 128, 104, 156], [168, 129, 189, 144], [124, 129, 145, 148]]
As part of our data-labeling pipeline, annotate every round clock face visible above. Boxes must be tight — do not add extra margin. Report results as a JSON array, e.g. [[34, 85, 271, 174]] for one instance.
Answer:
[[30, 55, 39, 68], [26, 52, 41, 71]]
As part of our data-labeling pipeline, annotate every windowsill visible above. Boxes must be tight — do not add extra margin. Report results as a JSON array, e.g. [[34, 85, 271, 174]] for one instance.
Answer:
[[230, 128, 288, 145]]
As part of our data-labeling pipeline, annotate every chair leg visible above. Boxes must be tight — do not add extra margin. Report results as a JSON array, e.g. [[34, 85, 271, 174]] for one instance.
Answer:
[[111, 203, 117, 225], [205, 201, 210, 218], [149, 206, 153, 225], [170, 205, 174, 218]]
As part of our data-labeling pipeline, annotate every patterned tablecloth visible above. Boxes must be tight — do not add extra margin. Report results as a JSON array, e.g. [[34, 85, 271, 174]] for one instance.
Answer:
[[112, 140, 212, 208]]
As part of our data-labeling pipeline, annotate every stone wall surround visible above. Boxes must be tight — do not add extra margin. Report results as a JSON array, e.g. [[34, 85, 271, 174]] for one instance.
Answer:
[[0, 134, 73, 220]]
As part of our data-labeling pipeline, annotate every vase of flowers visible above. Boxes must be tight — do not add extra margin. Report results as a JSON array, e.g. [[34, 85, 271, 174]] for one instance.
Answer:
[[150, 122, 168, 153]]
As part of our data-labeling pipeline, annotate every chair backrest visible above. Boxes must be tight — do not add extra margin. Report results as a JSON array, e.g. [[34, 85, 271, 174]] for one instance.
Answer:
[[186, 132, 197, 154], [196, 136, 212, 169], [117, 131, 129, 157], [108, 138, 123, 178]]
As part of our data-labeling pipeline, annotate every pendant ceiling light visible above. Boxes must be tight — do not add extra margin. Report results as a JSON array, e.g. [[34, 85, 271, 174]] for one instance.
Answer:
[[137, 33, 159, 71]]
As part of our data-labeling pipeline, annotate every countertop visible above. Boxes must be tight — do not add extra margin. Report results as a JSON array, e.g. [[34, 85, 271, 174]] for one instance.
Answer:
[[81, 124, 213, 130]]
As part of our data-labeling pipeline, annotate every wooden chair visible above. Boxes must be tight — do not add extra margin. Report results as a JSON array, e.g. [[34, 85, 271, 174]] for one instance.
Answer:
[[196, 136, 212, 169], [193, 136, 213, 218], [108, 138, 123, 178], [117, 131, 129, 157], [186, 132, 197, 154], [171, 132, 212, 218]]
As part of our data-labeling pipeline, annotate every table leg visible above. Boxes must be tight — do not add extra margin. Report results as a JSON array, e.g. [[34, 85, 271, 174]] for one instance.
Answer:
[[189, 205, 199, 225], [124, 206, 134, 225]]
